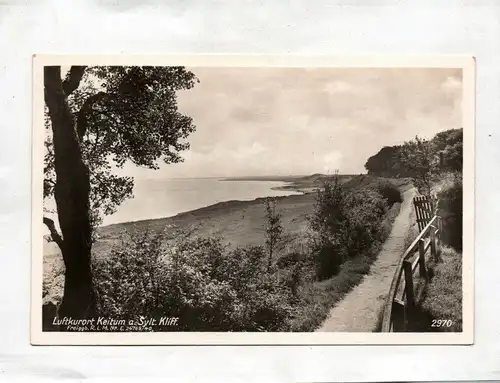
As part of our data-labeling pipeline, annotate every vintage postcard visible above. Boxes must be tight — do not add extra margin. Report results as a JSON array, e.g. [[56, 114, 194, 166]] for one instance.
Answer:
[[31, 55, 474, 345]]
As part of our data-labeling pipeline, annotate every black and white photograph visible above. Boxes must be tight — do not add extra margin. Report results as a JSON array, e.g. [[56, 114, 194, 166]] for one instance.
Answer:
[[32, 55, 474, 344]]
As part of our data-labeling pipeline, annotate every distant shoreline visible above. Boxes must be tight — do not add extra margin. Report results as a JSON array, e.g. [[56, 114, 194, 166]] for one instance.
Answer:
[[220, 175, 306, 182], [101, 189, 308, 230], [45, 174, 359, 237], [43, 179, 306, 242], [44, 192, 311, 247], [221, 176, 313, 194], [221, 173, 357, 195], [100, 174, 352, 229]]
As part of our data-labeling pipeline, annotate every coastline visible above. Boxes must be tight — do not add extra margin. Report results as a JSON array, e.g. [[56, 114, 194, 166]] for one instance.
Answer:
[[44, 174, 411, 258], [43, 191, 316, 256], [271, 184, 317, 193], [44, 174, 378, 266], [44, 173, 369, 247], [44, 174, 382, 245], [221, 173, 357, 194], [99, 191, 314, 237], [101, 186, 308, 230], [220, 175, 306, 182], [42, 179, 312, 250], [221, 176, 312, 194]]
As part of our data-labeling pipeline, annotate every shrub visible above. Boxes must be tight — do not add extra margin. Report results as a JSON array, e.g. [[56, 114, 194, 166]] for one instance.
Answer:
[[344, 188, 388, 257], [92, 229, 167, 322], [308, 174, 392, 279], [308, 175, 350, 279], [366, 179, 403, 205], [42, 253, 65, 305], [93, 229, 293, 331], [277, 250, 306, 269]]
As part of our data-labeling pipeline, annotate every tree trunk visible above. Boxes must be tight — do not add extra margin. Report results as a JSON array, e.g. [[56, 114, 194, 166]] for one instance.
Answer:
[[44, 66, 96, 323]]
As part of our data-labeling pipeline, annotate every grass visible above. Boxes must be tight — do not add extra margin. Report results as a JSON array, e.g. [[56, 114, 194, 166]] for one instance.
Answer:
[[374, 246, 462, 333], [417, 172, 462, 331], [419, 246, 462, 332], [289, 201, 402, 331]]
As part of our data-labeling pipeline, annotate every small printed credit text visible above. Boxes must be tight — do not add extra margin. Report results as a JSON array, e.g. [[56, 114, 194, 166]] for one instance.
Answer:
[[51, 316, 179, 331]]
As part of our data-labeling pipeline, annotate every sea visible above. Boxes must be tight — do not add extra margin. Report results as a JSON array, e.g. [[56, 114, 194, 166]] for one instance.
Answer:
[[100, 178, 302, 226]]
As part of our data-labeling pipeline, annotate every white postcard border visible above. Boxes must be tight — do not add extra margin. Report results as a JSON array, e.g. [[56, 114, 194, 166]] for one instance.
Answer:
[[31, 54, 475, 345]]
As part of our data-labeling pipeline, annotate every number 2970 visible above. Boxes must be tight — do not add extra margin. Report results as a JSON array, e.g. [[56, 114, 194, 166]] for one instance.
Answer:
[[431, 319, 453, 328]]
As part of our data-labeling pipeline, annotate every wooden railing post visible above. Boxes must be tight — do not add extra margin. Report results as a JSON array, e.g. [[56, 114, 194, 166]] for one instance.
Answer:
[[403, 260, 415, 310], [382, 211, 444, 333], [437, 216, 442, 258], [430, 225, 437, 261], [418, 238, 427, 280], [391, 300, 406, 332]]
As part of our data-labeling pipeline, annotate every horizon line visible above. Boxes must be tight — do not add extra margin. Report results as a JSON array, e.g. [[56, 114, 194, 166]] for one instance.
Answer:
[[135, 172, 366, 180]]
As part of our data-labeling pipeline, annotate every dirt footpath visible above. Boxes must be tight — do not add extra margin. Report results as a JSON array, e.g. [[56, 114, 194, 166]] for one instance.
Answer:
[[316, 187, 417, 332]]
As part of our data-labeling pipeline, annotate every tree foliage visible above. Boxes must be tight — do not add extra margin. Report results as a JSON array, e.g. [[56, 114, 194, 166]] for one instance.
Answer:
[[432, 128, 463, 172], [364, 145, 409, 178], [44, 66, 198, 234], [364, 128, 463, 195], [399, 136, 436, 196], [43, 65, 198, 322]]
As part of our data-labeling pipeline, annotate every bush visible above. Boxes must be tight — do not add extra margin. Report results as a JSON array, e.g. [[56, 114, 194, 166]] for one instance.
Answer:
[[92, 229, 167, 322], [344, 188, 388, 257], [308, 175, 350, 279], [93, 229, 293, 331], [308, 174, 392, 279], [313, 244, 343, 280], [366, 179, 403, 205]]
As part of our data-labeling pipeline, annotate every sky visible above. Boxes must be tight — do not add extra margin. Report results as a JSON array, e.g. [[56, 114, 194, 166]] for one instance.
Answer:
[[123, 67, 462, 179]]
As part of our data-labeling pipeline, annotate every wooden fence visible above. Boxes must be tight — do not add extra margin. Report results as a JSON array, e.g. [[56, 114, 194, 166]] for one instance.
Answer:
[[381, 196, 442, 332], [414, 195, 436, 232]]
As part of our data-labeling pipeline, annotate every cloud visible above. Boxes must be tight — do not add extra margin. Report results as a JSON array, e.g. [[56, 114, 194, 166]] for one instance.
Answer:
[[441, 75, 462, 93], [322, 151, 343, 173], [127, 67, 462, 178], [229, 106, 272, 123], [231, 142, 268, 159]]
